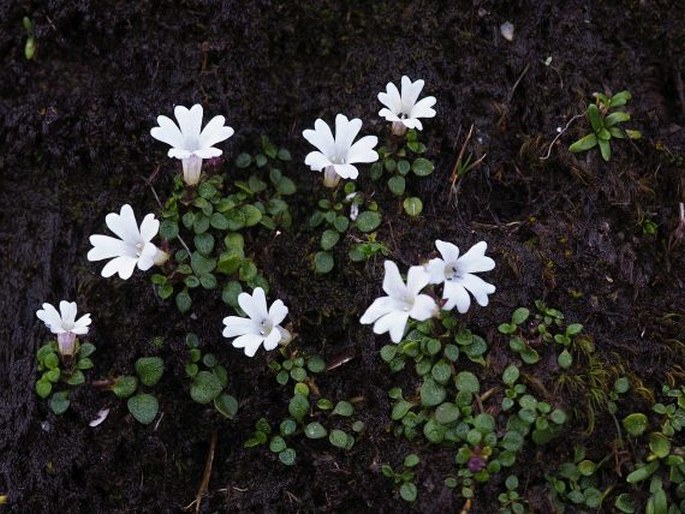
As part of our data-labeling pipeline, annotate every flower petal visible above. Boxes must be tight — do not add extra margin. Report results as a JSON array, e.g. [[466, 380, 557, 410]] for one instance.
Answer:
[[360, 296, 396, 324], [443, 281, 471, 313], [378, 108, 402, 123], [175, 104, 203, 139], [268, 299, 288, 326], [382, 260, 406, 298], [105, 204, 140, 245], [168, 148, 193, 159], [231, 333, 265, 357], [199, 115, 234, 148], [426, 258, 446, 284], [88, 235, 133, 261], [36, 303, 64, 333], [239, 288, 269, 321], [331, 163, 359, 180], [303, 119, 335, 156], [262, 327, 281, 351], [373, 310, 409, 343], [461, 273, 496, 306], [346, 136, 378, 165], [304, 151, 332, 171], [139, 214, 160, 243], [193, 147, 222, 159], [72, 314, 91, 334], [59, 301, 77, 326], [334, 114, 362, 155], [222, 316, 259, 338], [378, 81, 402, 114], [435, 240, 460, 263], [410, 96, 437, 119], [410, 294, 437, 321], [401, 76, 425, 111], [406, 265, 430, 296], [136, 242, 159, 271], [100, 255, 138, 280], [457, 241, 495, 273], [150, 115, 184, 148]]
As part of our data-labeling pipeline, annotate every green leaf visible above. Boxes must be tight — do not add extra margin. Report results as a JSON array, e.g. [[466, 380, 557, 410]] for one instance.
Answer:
[[387, 175, 406, 196], [502, 364, 520, 386], [598, 138, 611, 161], [614, 493, 636, 513], [241, 204, 263, 227], [113, 375, 138, 398], [304, 422, 327, 439], [411, 157, 434, 176], [424, 417, 446, 443], [332, 401, 354, 417], [221, 281, 242, 307], [255, 153, 268, 168], [276, 177, 296, 195], [269, 435, 287, 453], [209, 212, 229, 230], [306, 356, 326, 373], [135, 357, 165, 386], [277, 148, 292, 161], [279, 448, 296, 466], [355, 211, 381, 233], [404, 454, 420, 467], [280, 419, 297, 436], [397, 159, 411, 175], [435, 402, 460, 425], [288, 393, 309, 422], [314, 251, 334, 274], [224, 209, 246, 231], [321, 229, 340, 250], [217, 247, 244, 275], [193, 213, 210, 234], [66, 370, 85, 385], [214, 393, 238, 419], [455, 371, 480, 394], [399, 482, 417, 502], [328, 429, 350, 449], [49, 391, 70, 415], [587, 104, 603, 133], [430, 360, 452, 385], [569, 133, 598, 152], [78, 342, 96, 358], [235, 153, 252, 168], [191, 251, 216, 275], [557, 349, 573, 369], [159, 220, 179, 240], [605, 111, 631, 127], [175, 290, 192, 313], [648, 432, 671, 458], [248, 175, 267, 193], [333, 216, 349, 233], [239, 261, 257, 281], [403, 197, 423, 217], [35, 380, 52, 398], [127, 393, 159, 425], [198, 181, 218, 199], [420, 378, 446, 407], [200, 273, 217, 289], [44, 352, 59, 370], [392, 400, 414, 420], [626, 461, 659, 484], [184, 275, 200, 288], [511, 307, 530, 325], [609, 90, 631, 108], [625, 129, 642, 140], [191, 371, 224, 404]]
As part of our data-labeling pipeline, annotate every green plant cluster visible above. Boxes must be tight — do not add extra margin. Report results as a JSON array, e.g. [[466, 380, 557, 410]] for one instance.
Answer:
[[185, 333, 238, 419], [372, 128, 434, 217], [381, 454, 421, 502], [615, 385, 685, 513], [569, 90, 641, 162], [546, 446, 607, 511], [152, 136, 295, 312], [35, 340, 96, 414], [498, 475, 527, 514], [309, 181, 383, 274], [380, 316, 568, 503], [110, 356, 165, 425], [244, 351, 364, 465]]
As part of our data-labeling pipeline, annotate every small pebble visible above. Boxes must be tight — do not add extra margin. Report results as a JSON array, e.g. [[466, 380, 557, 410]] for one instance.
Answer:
[[500, 21, 515, 42]]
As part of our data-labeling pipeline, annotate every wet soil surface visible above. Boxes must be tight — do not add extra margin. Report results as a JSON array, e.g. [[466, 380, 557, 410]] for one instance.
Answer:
[[1, 1, 684, 512]]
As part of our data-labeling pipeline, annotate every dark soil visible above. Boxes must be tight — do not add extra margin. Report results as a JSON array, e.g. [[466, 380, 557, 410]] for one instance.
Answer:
[[1, 1, 684, 513]]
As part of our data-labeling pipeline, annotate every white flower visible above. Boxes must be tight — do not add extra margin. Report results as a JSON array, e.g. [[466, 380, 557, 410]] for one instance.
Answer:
[[360, 261, 437, 343], [222, 287, 291, 357], [303, 114, 378, 188], [378, 76, 437, 136], [150, 104, 234, 186], [426, 240, 496, 313], [87, 204, 169, 280], [36, 300, 91, 356]]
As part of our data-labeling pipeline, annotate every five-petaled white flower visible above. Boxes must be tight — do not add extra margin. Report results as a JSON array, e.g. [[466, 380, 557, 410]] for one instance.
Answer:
[[36, 300, 92, 356], [426, 240, 496, 313], [360, 260, 437, 343], [87, 204, 169, 280], [378, 76, 437, 136], [222, 287, 291, 357], [150, 104, 235, 186], [303, 113, 378, 188]]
